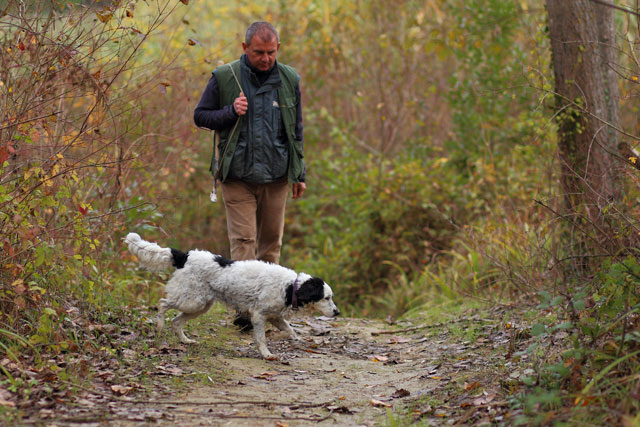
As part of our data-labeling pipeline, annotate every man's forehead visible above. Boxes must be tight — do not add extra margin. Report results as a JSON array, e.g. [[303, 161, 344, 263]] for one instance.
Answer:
[[249, 33, 277, 46]]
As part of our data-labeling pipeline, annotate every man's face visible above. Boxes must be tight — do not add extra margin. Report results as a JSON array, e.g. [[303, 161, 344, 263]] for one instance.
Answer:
[[242, 35, 279, 72]]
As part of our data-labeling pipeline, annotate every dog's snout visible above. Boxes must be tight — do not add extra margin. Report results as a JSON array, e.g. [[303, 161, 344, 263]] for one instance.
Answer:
[[333, 308, 340, 316]]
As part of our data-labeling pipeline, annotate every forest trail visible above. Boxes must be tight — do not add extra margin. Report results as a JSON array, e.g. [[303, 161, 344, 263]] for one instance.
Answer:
[[29, 308, 527, 426]]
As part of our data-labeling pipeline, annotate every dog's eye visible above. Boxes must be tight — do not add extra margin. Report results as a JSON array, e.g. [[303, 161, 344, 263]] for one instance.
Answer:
[[324, 296, 331, 300]]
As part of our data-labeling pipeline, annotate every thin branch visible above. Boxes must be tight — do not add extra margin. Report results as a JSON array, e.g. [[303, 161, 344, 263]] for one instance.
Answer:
[[587, 0, 640, 18]]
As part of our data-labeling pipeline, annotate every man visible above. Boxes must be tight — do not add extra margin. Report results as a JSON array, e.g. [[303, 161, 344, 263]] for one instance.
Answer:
[[194, 22, 305, 328]]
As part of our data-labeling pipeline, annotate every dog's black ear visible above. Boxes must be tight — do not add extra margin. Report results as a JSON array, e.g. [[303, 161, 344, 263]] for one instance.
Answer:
[[295, 277, 325, 307]]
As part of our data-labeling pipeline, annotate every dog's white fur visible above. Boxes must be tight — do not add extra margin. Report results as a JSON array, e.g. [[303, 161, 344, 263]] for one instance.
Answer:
[[125, 232, 339, 359]]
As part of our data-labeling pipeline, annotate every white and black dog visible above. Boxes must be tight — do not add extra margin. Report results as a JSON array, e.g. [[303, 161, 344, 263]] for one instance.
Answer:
[[125, 233, 339, 360]]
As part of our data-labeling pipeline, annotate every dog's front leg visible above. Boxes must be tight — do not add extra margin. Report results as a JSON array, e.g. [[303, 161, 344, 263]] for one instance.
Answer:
[[251, 314, 276, 360]]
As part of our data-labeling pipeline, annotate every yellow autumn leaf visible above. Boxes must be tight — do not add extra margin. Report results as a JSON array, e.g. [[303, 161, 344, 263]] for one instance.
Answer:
[[95, 10, 113, 23]]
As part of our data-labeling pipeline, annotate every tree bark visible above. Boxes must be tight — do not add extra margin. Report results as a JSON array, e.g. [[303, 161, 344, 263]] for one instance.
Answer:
[[546, 0, 623, 255]]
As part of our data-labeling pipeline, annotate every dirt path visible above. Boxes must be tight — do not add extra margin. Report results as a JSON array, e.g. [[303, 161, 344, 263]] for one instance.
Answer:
[[27, 309, 524, 426], [175, 317, 439, 426]]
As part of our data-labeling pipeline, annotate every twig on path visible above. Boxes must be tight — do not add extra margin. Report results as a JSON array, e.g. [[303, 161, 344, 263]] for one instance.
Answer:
[[371, 317, 493, 336], [62, 380, 327, 408], [25, 409, 337, 425], [173, 407, 336, 423]]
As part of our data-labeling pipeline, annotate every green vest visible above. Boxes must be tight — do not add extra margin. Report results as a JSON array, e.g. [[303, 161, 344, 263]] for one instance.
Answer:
[[212, 60, 304, 183]]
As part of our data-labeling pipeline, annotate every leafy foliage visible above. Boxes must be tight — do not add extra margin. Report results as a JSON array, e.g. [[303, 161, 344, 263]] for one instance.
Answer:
[[1, 0, 640, 424]]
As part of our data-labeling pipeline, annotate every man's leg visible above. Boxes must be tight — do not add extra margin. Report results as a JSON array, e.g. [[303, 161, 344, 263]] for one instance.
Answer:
[[220, 180, 259, 332], [256, 180, 289, 264], [220, 180, 258, 261]]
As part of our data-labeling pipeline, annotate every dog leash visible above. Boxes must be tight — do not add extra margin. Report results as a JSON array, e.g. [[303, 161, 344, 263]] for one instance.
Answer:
[[210, 62, 244, 203]]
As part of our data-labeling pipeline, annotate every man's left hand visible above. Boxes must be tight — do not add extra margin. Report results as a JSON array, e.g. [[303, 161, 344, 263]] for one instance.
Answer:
[[292, 182, 306, 199]]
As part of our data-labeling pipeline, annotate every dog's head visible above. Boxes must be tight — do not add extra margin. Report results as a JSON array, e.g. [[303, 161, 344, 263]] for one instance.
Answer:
[[288, 275, 340, 317]]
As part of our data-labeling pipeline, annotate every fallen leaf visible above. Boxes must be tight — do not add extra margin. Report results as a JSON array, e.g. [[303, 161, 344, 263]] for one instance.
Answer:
[[326, 405, 356, 414], [122, 349, 136, 360], [464, 381, 480, 391], [370, 355, 388, 363], [370, 399, 392, 408], [13, 283, 26, 295], [0, 398, 14, 407], [473, 391, 496, 406], [155, 364, 183, 376], [254, 371, 278, 380], [14, 296, 26, 310], [75, 398, 95, 407], [388, 336, 411, 344], [391, 389, 410, 399], [434, 409, 448, 417], [111, 385, 133, 396]]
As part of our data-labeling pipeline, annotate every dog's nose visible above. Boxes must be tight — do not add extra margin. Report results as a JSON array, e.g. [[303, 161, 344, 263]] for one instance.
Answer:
[[333, 308, 340, 316]]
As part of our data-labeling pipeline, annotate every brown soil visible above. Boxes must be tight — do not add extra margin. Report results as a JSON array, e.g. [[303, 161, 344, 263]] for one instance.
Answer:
[[24, 310, 523, 426]]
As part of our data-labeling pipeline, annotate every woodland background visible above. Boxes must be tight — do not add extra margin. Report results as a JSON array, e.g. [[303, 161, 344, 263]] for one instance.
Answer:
[[1, 0, 640, 424]]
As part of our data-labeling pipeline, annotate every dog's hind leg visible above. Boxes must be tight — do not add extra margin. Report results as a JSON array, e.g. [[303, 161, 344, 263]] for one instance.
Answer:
[[269, 317, 299, 340], [171, 301, 213, 344], [156, 298, 170, 332], [171, 313, 200, 344]]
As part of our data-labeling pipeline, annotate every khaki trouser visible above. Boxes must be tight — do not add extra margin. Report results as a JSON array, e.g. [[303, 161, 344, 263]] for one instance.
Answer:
[[220, 179, 289, 264]]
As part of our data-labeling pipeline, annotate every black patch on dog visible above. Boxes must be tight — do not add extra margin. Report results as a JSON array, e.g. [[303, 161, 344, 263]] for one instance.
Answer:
[[170, 248, 188, 269], [214, 255, 235, 268], [285, 284, 295, 307], [293, 277, 325, 307]]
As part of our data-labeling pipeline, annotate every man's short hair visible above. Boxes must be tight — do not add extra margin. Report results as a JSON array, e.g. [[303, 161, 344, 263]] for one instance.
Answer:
[[245, 22, 279, 45]]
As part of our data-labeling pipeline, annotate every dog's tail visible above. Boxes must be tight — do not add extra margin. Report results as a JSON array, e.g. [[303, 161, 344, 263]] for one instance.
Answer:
[[125, 232, 188, 272]]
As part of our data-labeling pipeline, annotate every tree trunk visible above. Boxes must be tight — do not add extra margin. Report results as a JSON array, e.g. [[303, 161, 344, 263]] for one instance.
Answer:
[[546, 0, 623, 258]]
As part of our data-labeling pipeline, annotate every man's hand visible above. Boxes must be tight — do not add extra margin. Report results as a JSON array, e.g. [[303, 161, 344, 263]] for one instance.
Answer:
[[233, 92, 248, 116], [292, 182, 306, 199]]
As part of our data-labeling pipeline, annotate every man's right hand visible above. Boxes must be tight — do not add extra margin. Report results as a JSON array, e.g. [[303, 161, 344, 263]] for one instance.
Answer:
[[233, 92, 248, 116]]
